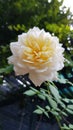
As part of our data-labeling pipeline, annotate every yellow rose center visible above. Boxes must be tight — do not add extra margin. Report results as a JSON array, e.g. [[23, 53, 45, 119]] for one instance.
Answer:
[[21, 36, 54, 67]]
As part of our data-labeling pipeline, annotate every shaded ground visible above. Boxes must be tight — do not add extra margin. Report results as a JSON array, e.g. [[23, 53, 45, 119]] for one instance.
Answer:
[[0, 101, 59, 130]]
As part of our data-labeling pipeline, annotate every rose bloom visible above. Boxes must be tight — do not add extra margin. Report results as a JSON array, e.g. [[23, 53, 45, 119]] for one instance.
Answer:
[[8, 27, 64, 86]]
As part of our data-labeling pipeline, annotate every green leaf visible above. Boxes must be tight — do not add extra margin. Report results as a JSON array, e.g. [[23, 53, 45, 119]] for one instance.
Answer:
[[51, 110, 59, 116], [48, 85, 61, 103], [66, 80, 73, 86], [66, 108, 73, 114], [58, 77, 73, 86], [62, 98, 70, 103], [0, 76, 3, 84], [24, 90, 36, 96], [0, 65, 13, 74], [45, 106, 50, 111], [58, 77, 67, 84], [40, 88, 46, 93], [44, 111, 49, 118], [47, 95, 57, 109], [70, 100, 73, 103], [60, 102, 66, 109], [61, 111, 68, 117], [37, 105, 45, 112], [55, 108, 60, 112], [69, 124, 73, 129], [61, 124, 70, 130], [30, 87, 39, 93], [67, 105, 73, 110], [34, 109, 43, 114], [38, 93, 46, 100]]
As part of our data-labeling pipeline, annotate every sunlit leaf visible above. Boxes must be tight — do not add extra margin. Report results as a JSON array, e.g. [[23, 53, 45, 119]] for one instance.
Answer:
[[30, 87, 39, 93], [45, 106, 50, 111], [49, 84, 61, 103], [24, 90, 36, 96], [66, 108, 73, 114], [67, 105, 73, 110], [69, 124, 73, 129], [51, 110, 59, 116], [44, 111, 49, 118], [34, 109, 43, 114], [38, 93, 46, 100], [47, 95, 57, 109]]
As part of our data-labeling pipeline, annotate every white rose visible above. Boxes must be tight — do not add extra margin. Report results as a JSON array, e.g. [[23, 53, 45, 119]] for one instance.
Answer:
[[8, 27, 65, 86]]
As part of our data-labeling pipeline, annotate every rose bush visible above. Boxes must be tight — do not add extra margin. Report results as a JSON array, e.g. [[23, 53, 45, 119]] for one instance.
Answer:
[[8, 27, 64, 86]]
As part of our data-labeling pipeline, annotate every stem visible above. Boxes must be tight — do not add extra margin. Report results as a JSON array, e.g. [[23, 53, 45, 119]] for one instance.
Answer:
[[55, 116, 63, 130], [62, 115, 70, 125]]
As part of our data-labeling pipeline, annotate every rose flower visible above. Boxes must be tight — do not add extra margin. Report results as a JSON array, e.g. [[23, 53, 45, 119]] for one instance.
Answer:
[[8, 27, 64, 86]]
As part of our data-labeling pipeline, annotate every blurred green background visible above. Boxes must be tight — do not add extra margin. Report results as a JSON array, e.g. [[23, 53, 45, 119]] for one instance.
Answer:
[[0, 0, 73, 81]]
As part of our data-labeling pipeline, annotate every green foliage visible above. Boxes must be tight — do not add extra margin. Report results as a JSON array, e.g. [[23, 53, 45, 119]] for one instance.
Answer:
[[61, 123, 73, 130], [0, 65, 13, 74], [0, 76, 3, 84], [0, 0, 73, 44], [24, 90, 37, 96], [24, 80, 73, 130], [0, 45, 11, 68]]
